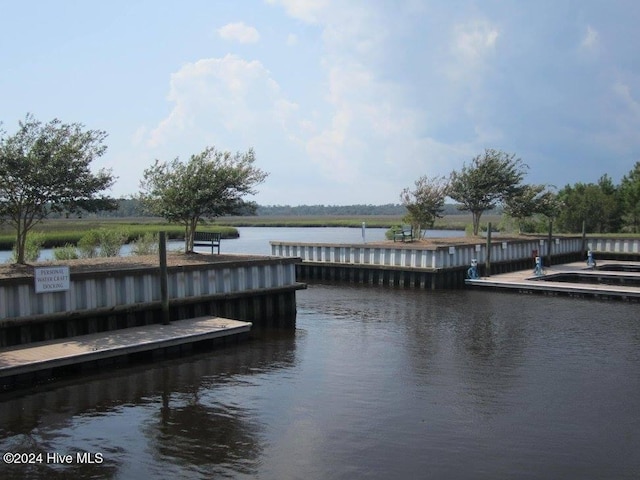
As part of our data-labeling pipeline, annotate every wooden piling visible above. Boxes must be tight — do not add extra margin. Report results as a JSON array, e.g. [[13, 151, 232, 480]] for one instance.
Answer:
[[485, 222, 492, 277], [159, 231, 170, 325]]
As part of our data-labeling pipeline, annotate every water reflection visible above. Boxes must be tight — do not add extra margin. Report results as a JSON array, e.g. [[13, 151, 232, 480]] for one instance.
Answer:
[[148, 384, 262, 477], [0, 329, 298, 479], [1, 284, 640, 479]]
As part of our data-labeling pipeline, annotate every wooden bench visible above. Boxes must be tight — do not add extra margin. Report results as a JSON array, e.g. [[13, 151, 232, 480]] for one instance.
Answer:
[[193, 231, 221, 254], [393, 225, 414, 242]]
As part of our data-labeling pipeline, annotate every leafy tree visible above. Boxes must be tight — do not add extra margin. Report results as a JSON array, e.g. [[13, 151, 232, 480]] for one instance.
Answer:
[[0, 114, 116, 263], [400, 176, 448, 238], [536, 189, 562, 220], [503, 185, 560, 233], [556, 175, 622, 233], [619, 162, 640, 232], [448, 148, 527, 235], [139, 146, 268, 253], [502, 184, 546, 233]]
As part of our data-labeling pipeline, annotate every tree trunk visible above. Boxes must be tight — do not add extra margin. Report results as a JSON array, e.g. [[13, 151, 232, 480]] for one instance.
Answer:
[[472, 211, 482, 236], [185, 217, 198, 252], [16, 223, 27, 264], [184, 224, 191, 253]]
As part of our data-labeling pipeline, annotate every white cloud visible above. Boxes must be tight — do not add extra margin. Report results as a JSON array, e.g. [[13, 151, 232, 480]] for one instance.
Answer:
[[446, 19, 499, 82], [264, 1, 470, 193], [581, 25, 599, 50], [145, 54, 290, 148], [265, 0, 329, 24], [613, 82, 640, 118], [217, 22, 260, 44]]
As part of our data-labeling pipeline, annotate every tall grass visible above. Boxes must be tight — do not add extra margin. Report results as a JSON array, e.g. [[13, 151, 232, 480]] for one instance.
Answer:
[[0, 222, 239, 250]]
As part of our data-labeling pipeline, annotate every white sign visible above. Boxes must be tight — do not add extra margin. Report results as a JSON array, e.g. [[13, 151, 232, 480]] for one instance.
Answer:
[[34, 266, 70, 293]]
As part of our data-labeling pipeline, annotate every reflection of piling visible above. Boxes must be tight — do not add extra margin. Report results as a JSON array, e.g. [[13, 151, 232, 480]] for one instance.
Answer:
[[159, 231, 170, 325]]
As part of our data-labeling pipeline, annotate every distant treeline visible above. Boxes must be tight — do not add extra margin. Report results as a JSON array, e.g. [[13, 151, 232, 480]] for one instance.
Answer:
[[48, 199, 493, 218], [255, 204, 497, 216]]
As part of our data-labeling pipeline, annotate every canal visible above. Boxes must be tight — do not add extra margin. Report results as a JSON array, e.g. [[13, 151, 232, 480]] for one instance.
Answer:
[[0, 228, 638, 479]]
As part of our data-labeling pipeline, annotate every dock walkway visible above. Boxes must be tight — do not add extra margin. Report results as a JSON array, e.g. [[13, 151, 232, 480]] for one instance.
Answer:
[[466, 260, 640, 300], [0, 316, 251, 386]]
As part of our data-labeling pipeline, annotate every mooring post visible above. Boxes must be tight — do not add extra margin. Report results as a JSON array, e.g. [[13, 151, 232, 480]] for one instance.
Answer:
[[159, 231, 170, 325], [547, 219, 553, 267], [485, 222, 491, 277], [581, 219, 586, 257]]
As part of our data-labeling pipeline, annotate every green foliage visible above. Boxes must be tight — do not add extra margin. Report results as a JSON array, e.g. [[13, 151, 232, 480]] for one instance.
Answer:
[[9, 233, 44, 263], [76, 228, 127, 258], [98, 228, 128, 257], [131, 232, 159, 256], [53, 244, 79, 260], [619, 162, 640, 232], [400, 176, 448, 239], [502, 185, 558, 233], [77, 230, 101, 258], [556, 175, 622, 233], [448, 149, 527, 236], [385, 225, 403, 240], [139, 146, 268, 252], [0, 113, 116, 263], [499, 215, 548, 234], [464, 223, 475, 237]]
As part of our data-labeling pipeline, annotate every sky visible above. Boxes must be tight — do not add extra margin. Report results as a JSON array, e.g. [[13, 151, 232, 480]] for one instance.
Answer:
[[1, 0, 639, 206]]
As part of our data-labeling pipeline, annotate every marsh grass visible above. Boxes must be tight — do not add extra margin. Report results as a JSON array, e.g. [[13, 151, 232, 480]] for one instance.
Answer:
[[0, 219, 238, 250], [0, 215, 636, 251]]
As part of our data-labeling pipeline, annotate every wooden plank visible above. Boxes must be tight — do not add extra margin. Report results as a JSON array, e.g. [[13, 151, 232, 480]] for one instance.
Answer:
[[466, 260, 640, 299], [0, 316, 251, 378]]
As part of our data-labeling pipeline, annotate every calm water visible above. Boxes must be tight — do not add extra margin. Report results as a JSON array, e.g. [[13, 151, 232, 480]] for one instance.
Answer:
[[0, 226, 462, 261], [1, 228, 639, 479]]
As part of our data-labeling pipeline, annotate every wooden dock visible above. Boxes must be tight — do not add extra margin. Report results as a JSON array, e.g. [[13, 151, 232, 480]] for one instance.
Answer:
[[0, 316, 251, 388], [466, 260, 640, 300]]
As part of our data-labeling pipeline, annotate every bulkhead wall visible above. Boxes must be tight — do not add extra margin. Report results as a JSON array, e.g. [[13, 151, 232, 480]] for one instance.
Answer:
[[0, 257, 305, 347]]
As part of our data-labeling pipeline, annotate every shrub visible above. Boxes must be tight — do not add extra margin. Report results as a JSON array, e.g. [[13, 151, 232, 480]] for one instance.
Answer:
[[97, 228, 128, 257], [385, 225, 402, 240], [77, 228, 127, 258], [131, 232, 159, 256], [77, 230, 101, 258], [10, 233, 45, 262], [53, 244, 79, 260]]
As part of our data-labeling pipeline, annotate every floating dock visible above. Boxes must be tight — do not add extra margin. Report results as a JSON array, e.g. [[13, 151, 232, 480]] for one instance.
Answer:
[[0, 316, 251, 389], [466, 260, 640, 301]]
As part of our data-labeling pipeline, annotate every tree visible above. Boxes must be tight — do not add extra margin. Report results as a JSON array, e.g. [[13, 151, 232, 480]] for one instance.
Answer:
[[502, 184, 560, 233], [0, 114, 116, 264], [502, 184, 546, 233], [556, 175, 622, 233], [619, 162, 640, 232], [448, 149, 527, 235], [400, 176, 448, 239], [139, 146, 268, 253]]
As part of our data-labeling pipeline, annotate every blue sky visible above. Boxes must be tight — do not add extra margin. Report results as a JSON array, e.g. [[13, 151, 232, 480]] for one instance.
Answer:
[[2, 0, 639, 205]]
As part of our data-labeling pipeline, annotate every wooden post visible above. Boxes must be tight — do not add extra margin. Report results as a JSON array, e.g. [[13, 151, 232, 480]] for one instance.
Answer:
[[159, 231, 170, 325], [485, 222, 491, 277], [547, 219, 553, 267], [581, 219, 586, 257]]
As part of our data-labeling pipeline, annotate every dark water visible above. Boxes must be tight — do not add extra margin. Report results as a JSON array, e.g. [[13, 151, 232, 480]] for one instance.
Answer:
[[1, 228, 639, 479], [1, 286, 639, 479]]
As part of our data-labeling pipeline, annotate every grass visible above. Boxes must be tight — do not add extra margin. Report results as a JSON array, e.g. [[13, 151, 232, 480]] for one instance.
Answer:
[[3, 214, 633, 250], [0, 219, 239, 250]]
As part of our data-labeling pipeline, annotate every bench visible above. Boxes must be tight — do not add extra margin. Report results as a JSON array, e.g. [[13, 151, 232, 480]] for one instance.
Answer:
[[393, 225, 414, 242], [193, 231, 221, 254]]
